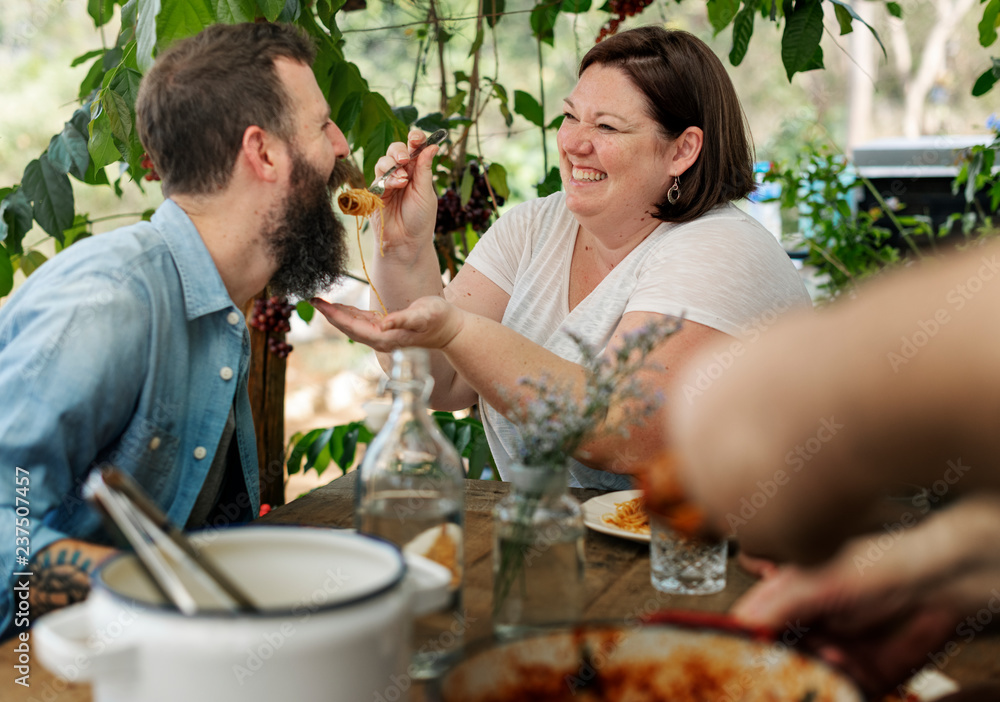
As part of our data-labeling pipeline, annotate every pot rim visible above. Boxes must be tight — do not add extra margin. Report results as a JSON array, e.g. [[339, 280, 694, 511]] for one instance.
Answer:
[[93, 524, 408, 619]]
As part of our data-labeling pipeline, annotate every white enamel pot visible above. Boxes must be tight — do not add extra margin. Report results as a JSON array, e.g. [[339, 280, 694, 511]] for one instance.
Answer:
[[34, 526, 451, 702]]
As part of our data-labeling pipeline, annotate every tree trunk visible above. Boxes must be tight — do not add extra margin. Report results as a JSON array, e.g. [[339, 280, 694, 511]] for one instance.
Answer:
[[246, 292, 287, 510], [847, 0, 877, 152], [901, 0, 977, 137]]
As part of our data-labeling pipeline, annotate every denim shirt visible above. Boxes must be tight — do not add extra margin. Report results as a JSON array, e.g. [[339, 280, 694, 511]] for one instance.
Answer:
[[0, 199, 259, 634]]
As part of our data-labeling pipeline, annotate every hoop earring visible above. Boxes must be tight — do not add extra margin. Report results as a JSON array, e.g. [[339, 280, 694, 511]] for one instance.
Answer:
[[667, 175, 681, 205]]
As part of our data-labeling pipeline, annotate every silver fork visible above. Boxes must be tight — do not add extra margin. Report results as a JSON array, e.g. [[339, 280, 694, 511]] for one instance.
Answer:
[[368, 129, 448, 196]]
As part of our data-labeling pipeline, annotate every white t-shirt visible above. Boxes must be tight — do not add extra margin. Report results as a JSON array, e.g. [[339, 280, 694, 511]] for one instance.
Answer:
[[465, 192, 811, 489]]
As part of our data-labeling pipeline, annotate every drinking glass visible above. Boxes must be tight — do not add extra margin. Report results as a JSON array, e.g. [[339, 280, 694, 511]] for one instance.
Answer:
[[649, 517, 726, 595]]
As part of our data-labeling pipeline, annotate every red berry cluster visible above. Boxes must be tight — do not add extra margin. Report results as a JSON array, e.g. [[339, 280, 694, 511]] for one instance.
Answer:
[[596, 0, 654, 42], [267, 338, 293, 359], [140, 153, 161, 181], [434, 162, 504, 237], [249, 296, 295, 358]]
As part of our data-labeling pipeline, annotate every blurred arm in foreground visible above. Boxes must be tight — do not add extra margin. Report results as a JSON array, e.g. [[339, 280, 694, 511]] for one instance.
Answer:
[[662, 238, 1000, 694]]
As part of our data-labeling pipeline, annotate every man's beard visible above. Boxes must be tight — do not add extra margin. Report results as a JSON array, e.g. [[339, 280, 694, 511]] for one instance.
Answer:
[[265, 152, 350, 300]]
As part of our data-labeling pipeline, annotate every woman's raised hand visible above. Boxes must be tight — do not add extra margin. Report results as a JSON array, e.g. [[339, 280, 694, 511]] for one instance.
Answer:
[[311, 295, 465, 353], [372, 130, 441, 259]]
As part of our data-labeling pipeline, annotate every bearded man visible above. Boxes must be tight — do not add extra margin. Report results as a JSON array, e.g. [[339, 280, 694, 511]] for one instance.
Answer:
[[0, 22, 351, 636]]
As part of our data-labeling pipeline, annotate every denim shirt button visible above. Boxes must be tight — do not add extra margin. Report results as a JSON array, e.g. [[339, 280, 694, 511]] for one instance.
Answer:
[[148, 437, 161, 451], [227, 311, 240, 325], [193, 446, 208, 460], [220, 366, 234, 381]]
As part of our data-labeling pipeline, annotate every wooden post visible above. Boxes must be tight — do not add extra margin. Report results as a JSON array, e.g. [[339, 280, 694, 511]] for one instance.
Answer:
[[246, 292, 287, 509]]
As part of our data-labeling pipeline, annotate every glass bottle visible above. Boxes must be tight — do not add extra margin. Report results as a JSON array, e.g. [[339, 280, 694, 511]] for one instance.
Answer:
[[355, 348, 465, 679], [492, 462, 585, 640]]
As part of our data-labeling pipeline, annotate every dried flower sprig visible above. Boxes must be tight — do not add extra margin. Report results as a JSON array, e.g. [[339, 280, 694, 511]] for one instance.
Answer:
[[501, 315, 683, 468]]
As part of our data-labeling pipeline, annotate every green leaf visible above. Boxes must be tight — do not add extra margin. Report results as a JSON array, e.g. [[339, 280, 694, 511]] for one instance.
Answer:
[[559, 0, 591, 13], [157, 0, 215, 47], [392, 105, 419, 126], [215, 0, 256, 23], [78, 56, 107, 102], [22, 156, 74, 241], [0, 244, 12, 298], [136, 0, 162, 74], [414, 112, 451, 133], [886, 2, 901, 19], [88, 0, 116, 26], [980, 0, 1000, 48], [828, 0, 886, 56], [536, 166, 562, 197], [364, 120, 400, 185], [484, 0, 505, 27], [972, 60, 1000, 97], [454, 423, 472, 454], [48, 126, 91, 180], [0, 189, 34, 255], [110, 67, 143, 111], [487, 163, 510, 200], [82, 158, 111, 187], [446, 90, 467, 117], [296, 300, 315, 323], [101, 88, 133, 144], [336, 92, 365, 135], [530, 1, 559, 46], [546, 114, 564, 130], [832, 3, 852, 35], [287, 427, 324, 474], [324, 60, 368, 133], [18, 251, 48, 278], [707, 0, 741, 34], [465, 435, 494, 479], [85, 104, 121, 172], [781, 0, 825, 81], [460, 165, 474, 206], [256, 0, 285, 21], [469, 25, 485, 57], [71, 49, 104, 68], [730, 2, 756, 66], [513, 90, 544, 127]]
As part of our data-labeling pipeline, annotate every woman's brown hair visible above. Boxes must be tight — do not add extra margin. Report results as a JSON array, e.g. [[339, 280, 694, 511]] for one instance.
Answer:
[[580, 26, 754, 224]]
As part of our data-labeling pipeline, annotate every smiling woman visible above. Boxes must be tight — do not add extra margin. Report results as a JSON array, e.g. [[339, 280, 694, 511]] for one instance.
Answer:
[[311, 26, 812, 490]]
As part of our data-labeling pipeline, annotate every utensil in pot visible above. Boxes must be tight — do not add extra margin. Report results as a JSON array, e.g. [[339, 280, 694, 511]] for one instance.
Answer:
[[368, 128, 448, 196], [83, 466, 258, 615]]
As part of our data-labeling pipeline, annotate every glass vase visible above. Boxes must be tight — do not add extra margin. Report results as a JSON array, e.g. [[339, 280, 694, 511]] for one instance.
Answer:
[[355, 348, 465, 679], [492, 462, 585, 640]]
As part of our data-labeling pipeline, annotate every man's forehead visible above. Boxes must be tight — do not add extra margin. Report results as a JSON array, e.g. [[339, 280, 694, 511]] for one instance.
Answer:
[[274, 57, 326, 107]]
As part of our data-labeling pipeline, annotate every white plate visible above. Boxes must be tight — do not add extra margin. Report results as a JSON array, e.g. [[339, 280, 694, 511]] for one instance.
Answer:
[[582, 489, 650, 544]]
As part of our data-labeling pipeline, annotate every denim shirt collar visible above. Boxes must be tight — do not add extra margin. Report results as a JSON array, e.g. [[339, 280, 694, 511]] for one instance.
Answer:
[[153, 199, 236, 321]]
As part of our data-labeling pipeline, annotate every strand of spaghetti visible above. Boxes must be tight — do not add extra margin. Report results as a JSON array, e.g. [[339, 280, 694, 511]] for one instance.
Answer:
[[602, 497, 650, 534], [338, 189, 388, 316]]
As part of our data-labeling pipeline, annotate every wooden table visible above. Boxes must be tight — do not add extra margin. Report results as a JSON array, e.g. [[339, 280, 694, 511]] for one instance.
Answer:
[[4, 472, 999, 700]]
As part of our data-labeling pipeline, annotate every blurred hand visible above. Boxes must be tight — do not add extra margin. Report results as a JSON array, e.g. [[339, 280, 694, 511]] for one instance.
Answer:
[[311, 295, 464, 353], [371, 130, 440, 258], [730, 495, 1000, 695]]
